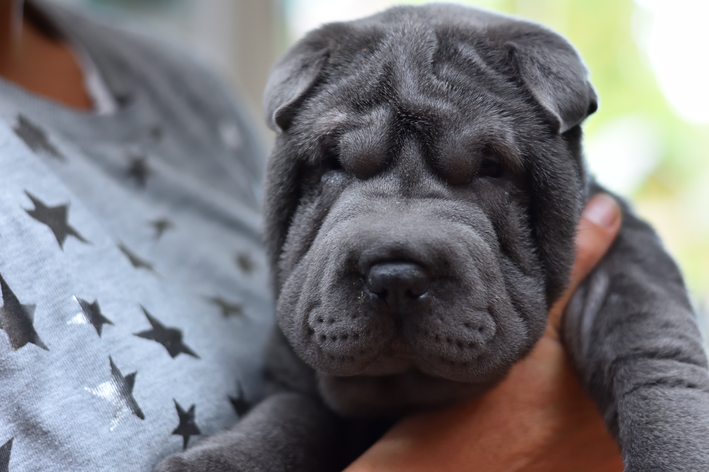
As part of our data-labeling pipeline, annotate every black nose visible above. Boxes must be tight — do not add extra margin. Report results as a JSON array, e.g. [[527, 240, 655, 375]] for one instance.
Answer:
[[367, 262, 430, 310]]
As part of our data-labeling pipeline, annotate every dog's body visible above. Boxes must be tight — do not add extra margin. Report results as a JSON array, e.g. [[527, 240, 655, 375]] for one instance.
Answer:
[[157, 5, 709, 471]]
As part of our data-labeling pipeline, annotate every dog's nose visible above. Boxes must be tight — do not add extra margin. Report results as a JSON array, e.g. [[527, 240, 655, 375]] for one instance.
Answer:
[[367, 262, 430, 310]]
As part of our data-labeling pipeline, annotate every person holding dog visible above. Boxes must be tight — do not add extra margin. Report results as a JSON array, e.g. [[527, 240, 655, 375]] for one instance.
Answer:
[[0, 1, 622, 470]]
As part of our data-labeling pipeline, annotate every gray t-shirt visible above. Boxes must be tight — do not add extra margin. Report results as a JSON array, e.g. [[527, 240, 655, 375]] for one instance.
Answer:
[[0, 2, 273, 471]]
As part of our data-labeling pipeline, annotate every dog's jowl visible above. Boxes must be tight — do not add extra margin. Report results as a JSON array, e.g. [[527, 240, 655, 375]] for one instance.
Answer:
[[156, 4, 709, 472]]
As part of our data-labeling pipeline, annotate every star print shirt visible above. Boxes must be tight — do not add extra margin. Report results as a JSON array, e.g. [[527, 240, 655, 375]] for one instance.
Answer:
[[0, 2, 272, 471]]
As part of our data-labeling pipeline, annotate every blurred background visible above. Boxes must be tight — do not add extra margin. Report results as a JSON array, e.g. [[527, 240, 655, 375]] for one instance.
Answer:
[[50, 0, 709, 323]]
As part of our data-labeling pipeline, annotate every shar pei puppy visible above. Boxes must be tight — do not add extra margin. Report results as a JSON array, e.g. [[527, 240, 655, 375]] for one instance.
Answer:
[[157, 3, 709, 471]]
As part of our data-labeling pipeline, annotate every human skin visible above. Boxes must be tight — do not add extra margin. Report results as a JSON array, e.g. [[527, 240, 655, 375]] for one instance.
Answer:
[[0, 0, 91, 110], [345, 193, 624, 472]]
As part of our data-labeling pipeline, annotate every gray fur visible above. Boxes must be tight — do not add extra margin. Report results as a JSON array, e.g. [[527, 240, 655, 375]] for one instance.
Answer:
[[156, 4, 709, 471]]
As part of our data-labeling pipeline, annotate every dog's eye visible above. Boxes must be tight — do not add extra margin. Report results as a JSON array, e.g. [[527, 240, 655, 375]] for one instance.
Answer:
[[322, 156, 343, 172], [478, 158, 502, 178]]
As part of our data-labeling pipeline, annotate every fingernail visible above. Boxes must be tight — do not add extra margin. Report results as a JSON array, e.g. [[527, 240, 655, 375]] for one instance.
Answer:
[[583, 193, 619, 228]]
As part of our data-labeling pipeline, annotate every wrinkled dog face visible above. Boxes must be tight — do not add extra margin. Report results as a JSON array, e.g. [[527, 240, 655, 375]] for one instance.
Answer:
[[263, 4, 597, 415]]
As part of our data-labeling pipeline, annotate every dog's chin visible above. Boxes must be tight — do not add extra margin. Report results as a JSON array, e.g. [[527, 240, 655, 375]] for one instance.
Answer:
[[312, 345, 515, 386], [311, 334, 518, 417], [301, 329, 517, 416], [330, 337, 472, 380], [316, 367, 496, 417]]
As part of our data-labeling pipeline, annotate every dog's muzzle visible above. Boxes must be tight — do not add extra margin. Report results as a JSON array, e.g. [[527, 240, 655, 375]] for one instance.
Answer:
[[276, 191, 538, 384]]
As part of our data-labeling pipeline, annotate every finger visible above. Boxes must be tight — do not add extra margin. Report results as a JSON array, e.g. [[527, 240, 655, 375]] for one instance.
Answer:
[[547, 193, 622, 334]]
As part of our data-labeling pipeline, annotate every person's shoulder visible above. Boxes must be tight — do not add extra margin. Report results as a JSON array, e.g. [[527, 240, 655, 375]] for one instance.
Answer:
[[35, 0, 266, 176], [37, 1, 232, 102]]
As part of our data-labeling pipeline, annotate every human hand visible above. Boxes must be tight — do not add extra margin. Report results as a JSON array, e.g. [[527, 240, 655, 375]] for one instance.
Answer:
[[345, 193, 624, 472]]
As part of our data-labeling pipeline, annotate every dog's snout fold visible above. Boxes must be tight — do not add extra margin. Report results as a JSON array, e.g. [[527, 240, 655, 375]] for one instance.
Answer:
[[367, 261, 430, 310]]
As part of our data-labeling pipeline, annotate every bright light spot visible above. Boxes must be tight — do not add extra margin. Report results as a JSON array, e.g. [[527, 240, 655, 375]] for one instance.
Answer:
[[288, 0, 388, 41], [634, 0, 709, 124], [585, 115, 662, 196]]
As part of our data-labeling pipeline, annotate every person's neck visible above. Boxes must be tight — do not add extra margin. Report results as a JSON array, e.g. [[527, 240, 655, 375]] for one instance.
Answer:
[[0, 0, 92, 110]]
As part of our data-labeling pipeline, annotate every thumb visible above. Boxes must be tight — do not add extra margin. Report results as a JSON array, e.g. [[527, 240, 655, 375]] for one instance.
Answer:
[[547, 193, 622, 335]]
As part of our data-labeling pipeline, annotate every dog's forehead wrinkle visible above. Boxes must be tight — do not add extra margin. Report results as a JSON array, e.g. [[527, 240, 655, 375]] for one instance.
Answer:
[[310, 77, 527, 182], [338, 107, 391, 142], [301, 41, 538, 176], [327, 21, 527, 120], [440, 37, 520, 88], [437, 122, 524, 174], [446, 40, 501, 76], [309, 110, 348, 147], [312, 104, 392, 142], [372, 9, 506, 101], [381, 13, 438, 73]]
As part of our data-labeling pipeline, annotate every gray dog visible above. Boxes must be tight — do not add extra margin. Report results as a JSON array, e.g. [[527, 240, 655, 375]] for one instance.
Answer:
[[157, 4, 709, 471]]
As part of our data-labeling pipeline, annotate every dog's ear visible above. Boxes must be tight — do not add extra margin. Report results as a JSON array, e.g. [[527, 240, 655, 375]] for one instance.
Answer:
[[503, 29, 598, 133], [263, 38, 330, 132]]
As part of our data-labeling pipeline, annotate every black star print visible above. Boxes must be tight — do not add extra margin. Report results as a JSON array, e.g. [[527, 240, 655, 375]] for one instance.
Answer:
[[0, 437, 13, 472], [126, 154, 151, 188], [235, 253, 255, 274], [204, 296, 243, 318], [14, 114, 65, 160], [70, 296, 114, 337], [0, 272, 48, 351], [172, 400, 201, 450], [24, 191, 89, 249], [117, 243, 154, 272], [134, 306, 199, 359], [149, 218, 174, 240], [228, 381, 251, 418], [86, 357, 145, 430]]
